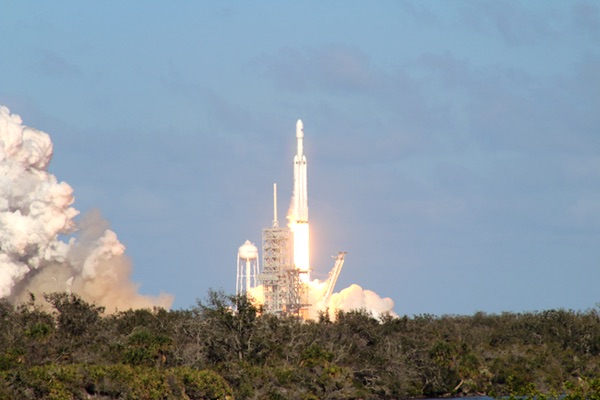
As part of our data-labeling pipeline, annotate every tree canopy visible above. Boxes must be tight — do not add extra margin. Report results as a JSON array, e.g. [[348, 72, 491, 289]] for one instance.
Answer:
[[1, 291, 600, 399]]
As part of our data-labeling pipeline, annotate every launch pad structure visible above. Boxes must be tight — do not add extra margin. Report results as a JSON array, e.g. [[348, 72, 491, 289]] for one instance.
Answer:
[[236, 120, 345, 318], [259, 184, 310, 316]]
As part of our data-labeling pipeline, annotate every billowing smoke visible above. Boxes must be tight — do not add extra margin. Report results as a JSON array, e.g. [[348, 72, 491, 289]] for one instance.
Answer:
[[307, 279, 397, 320], [326, 284, 397, 319], [0, 106, 173, 311]]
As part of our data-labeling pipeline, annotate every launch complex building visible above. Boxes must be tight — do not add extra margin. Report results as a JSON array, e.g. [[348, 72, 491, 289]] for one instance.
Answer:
[[236, 120, 346, 317]]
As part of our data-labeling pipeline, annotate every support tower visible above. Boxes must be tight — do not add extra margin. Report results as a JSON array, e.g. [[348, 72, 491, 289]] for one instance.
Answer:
[[259, 183, 309, 316]]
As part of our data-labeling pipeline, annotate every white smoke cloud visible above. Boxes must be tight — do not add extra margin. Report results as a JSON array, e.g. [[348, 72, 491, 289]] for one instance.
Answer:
[[249, 279, 396, 320], [0, 105, 173, 310], [307, 279, 397, 320], [326, 283, 397, 319]]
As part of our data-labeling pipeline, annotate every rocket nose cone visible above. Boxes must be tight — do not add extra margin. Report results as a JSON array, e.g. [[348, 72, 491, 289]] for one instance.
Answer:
[[296, 119, 304, 138]]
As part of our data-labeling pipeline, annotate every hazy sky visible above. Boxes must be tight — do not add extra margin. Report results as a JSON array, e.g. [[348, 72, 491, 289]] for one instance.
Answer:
[[1, 1, 599, 315]]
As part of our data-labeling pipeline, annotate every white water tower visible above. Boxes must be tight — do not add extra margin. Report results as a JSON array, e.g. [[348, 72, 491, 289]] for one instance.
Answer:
[[236, 240, 259, 296]]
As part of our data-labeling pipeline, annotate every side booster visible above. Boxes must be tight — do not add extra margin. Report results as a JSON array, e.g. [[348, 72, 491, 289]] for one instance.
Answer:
[[293, 119, 308, 223]]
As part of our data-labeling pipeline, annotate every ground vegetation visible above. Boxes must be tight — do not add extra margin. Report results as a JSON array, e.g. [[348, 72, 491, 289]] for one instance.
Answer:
[[1, 291, 600, 399]]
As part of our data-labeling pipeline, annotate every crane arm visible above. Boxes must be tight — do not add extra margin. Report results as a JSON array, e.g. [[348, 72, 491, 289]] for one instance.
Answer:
[[323, 252, 346, 305]]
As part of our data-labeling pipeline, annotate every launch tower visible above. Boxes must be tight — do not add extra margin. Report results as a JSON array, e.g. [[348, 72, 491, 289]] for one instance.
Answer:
[[259, 184, 309, 316]]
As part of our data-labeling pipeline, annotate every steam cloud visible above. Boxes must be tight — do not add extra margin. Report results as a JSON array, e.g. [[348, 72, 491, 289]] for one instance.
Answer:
[[326, 284, 397, 319], [307, 280, 397, 320], [0, 106, 173, 310]]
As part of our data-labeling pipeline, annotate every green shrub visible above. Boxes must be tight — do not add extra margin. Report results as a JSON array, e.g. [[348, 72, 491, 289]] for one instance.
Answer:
[[174, 367, 234, 399]]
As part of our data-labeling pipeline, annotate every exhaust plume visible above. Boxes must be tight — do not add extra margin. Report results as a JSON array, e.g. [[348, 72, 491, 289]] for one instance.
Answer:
[[306, 279, 397, 320], [326, 284, 397, 319], [0, 106, 173, 310]]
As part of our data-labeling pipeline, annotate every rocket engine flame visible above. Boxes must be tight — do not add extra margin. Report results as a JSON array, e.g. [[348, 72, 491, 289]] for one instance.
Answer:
[[291, 221, 310, 282], [0, 105, 173, 311]]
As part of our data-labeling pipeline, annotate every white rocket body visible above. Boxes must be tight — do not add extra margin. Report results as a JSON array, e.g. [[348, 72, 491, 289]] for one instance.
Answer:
[[293, 119, 308, 223]]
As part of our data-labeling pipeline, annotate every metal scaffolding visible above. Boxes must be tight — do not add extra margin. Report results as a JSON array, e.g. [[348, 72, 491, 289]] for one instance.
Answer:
[[323, 251, 346, 306], [259, 225, 309, 317], [259, 225, 289, 314]]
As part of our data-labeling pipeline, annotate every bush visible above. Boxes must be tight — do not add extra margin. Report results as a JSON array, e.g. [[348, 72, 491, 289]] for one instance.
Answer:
[[174, 367, 234, 399], [7, 365, 85, 400], [1, 364, 233, 400]]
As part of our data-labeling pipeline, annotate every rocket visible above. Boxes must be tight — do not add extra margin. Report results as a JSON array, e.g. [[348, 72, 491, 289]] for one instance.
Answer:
[[293, 119, 308, 223]]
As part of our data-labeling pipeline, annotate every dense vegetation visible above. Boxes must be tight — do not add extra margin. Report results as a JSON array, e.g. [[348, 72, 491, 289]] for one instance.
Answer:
[[2, 291, 600, 399]]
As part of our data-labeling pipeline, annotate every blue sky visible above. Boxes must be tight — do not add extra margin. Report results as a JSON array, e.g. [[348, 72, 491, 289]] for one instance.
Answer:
[[1, 1, 599, 315]]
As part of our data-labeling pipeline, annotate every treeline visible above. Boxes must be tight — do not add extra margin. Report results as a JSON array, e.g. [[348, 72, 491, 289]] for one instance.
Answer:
[[2, 291, 600, 400]]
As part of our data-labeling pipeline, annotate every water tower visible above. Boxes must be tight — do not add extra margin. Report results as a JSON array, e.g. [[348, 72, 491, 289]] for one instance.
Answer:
[[236, 240, 259, 296]]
